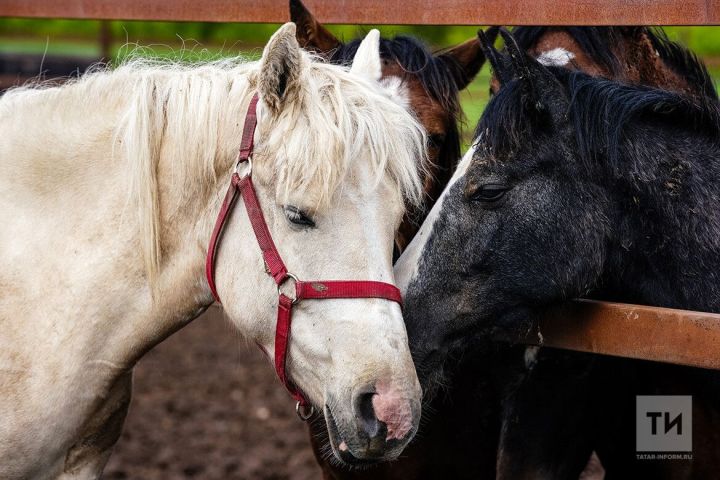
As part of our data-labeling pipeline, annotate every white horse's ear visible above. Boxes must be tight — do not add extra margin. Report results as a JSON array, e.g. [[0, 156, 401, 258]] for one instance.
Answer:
[[350, 29, 382, 82], [259, 22, 303, 112]]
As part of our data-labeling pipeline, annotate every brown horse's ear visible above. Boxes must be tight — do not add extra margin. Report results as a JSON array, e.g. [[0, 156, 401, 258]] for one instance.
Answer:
[[437, 27, 498, 90], [289, 0, 342, 56], [618, 26, 646, 39]]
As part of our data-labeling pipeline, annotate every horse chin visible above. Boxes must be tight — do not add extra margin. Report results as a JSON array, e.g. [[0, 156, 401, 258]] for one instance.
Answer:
[[323, 405, 384, 468]]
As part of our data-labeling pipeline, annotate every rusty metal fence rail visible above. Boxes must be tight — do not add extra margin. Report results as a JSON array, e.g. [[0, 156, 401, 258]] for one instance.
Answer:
[[2, 0, 720, 369], [526, 300, 720, 370], [2, 0, 720, 25]]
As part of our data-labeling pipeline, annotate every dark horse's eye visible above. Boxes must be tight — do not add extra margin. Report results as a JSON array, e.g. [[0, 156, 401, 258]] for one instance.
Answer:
[[283, 205, 315, 228], [471, 184, 508, 204]]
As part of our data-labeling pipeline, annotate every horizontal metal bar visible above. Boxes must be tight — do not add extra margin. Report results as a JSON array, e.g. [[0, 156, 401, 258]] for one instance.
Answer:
[[522, 299, 720, 370], [1, 0, 718, 25]]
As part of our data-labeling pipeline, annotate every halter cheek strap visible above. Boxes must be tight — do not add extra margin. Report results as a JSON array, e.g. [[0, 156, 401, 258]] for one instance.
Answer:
[[205, 93, 403, 419]]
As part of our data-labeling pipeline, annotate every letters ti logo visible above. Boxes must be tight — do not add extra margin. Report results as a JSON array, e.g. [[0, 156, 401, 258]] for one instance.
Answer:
[[636, 395, 692, 453]]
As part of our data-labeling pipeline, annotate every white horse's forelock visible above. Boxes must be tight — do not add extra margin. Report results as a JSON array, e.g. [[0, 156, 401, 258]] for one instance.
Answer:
[[256, 55, 427, 210], [3, 50, 427, 282]]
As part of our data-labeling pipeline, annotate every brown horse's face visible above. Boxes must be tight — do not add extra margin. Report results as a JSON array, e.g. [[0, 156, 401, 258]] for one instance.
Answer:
[[491, 27, 702, 96], [290, 0, 488, 251], [380, 59, 458, 249]]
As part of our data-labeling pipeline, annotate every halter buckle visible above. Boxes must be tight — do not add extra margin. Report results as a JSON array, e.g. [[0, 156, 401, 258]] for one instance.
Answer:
[[234, 157, 253, 178], [277, 272, 300, 305], [296, 401, 315, 421]]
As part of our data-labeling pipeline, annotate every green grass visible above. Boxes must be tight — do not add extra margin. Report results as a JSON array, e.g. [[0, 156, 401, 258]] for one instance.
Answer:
[[0, 18, 481, 48], [3, 20, 720, 55], [0, 37, 101, 56], [0, 37, 264, 62], [459, 66, 492, 147]]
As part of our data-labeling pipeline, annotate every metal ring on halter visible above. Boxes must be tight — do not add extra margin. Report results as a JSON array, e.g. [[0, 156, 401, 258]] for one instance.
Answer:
[[296, 401, 315, 421], [235, 157, 253, 178], [277, 272, 300, 304]]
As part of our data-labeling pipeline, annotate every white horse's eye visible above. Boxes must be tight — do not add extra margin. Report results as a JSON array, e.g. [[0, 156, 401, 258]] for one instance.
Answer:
[[283, 205, 316, 228]]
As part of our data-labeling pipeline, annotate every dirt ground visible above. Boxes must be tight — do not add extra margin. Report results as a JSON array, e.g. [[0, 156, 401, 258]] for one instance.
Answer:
[[102, 307, 322, 480]]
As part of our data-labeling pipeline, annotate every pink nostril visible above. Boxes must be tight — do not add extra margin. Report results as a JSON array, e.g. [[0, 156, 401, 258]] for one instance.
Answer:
[[371, 381, 414, 441]]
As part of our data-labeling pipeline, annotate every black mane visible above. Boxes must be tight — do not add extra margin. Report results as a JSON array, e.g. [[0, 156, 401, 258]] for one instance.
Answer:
[[477, 67, 720, 177], [331, 35, 464, 169], [567, 72, 720, 175], [512, 27, 718, 100]]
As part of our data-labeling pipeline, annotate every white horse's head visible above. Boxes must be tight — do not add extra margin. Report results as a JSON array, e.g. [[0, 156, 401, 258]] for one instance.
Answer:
[[214, 24, 425, 464]]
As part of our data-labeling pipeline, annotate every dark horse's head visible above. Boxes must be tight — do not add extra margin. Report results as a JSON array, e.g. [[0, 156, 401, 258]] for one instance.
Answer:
[[396, 29, 720, 389], [290, 0, 492, 251]]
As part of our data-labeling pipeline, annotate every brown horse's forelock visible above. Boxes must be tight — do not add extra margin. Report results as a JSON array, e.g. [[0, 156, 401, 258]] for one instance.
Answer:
[[513, 26, 718, 100]]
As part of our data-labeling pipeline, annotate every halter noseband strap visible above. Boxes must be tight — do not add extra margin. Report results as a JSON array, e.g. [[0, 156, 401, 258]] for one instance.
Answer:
[[205, 93, 403, 419]]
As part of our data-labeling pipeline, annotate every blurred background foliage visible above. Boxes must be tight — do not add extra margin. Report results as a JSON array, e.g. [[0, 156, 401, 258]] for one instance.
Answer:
[[2, 19, 719, 144], [2, 19, 719, 56]]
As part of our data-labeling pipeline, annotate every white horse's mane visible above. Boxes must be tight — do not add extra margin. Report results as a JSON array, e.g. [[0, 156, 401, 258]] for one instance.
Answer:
[[1, 51, 427, 280]]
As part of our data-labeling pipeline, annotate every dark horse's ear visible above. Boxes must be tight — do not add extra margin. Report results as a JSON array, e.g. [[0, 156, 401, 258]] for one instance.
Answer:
[[436, 27, 498, 90], [498, 28, 562, 113], [289, 0, 342, 56], [478, 27, 513, 87]]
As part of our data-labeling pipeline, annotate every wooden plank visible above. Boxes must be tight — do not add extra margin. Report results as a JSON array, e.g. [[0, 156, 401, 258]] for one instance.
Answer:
[[523, 299, 720, 370], [1, 0, 719, 25]]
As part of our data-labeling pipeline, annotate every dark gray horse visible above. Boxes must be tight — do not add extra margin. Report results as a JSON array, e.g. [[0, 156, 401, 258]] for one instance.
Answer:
[[396, 29, 720, 478]]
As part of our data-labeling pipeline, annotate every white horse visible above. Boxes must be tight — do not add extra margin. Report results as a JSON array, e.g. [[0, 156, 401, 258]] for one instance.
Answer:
[[0, 23, 426, 479]]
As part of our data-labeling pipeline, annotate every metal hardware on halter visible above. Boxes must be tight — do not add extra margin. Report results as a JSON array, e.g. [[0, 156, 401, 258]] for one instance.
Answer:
[[277, 272, 299, 305], [234, 156, 252, 178], [296, 401, 315, 421]]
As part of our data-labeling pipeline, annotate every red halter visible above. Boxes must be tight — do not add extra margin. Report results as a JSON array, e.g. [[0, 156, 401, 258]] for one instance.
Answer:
[[205, 94, 403, 419]]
